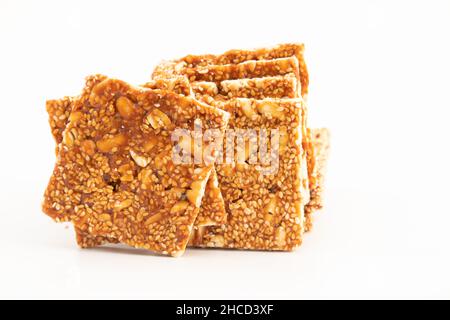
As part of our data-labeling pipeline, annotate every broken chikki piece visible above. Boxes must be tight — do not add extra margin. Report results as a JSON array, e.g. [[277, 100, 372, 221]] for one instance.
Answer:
[[43, 75, 229, 256], [188, 98, 307, 250], [46, 76, 227, 248]]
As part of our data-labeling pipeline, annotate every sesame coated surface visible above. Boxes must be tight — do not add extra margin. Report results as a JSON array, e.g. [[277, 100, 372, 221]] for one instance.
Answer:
[[46, 77, 228, 248], [153, 43, 309, 97], [188, 98, 306, 250], [42, 75, 229, 256], [152, 44, 326, 233]]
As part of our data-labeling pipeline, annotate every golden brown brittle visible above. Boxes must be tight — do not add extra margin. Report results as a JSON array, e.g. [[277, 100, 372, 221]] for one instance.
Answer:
[[152, 44, 325, 232], [43, 75, 229, 256], [46, 77, 227, 249], [188, 98, 307, 250], [190, 74, 298, 100], [172, 57, 299, 85], [153, 43, 309, 97], [190, 81, 312, 231]]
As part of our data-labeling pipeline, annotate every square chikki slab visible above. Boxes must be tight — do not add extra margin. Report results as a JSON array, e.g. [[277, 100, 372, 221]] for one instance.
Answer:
[[46, 76, 227, 248], [189, 125, 330, 248], [191, 77, 318, 230], [43, 75, 229, 256], [187, 98, 307, 250]]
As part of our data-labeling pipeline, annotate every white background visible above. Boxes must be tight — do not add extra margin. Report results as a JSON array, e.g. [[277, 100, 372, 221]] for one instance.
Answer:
[[1, 0, 449, 299]]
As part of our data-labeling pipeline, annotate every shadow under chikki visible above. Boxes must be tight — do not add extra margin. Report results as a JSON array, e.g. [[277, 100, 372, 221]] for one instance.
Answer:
[[80, 244, 168, 258]]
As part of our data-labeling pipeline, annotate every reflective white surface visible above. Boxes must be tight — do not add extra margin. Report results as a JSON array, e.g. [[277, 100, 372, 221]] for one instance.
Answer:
[[1, 0, 449, 299]]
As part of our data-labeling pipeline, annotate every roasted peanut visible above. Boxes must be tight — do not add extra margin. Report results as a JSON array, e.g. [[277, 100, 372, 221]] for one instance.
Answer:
[[116, 96, 135, 119], [275, 226, 286, 247], [240, 100, 258, 119], [114, 199, 133, 211], [257, 102, 284, 119], [96, 133, 127, 153], [146, 109, 171, 129], [81, 140, 96, 156], [99, 213, 112, 221], [138, 168, 153, 189], [68, 111, 83, 123], [145, 213, 162, 225], [208, 235, 225, 247], [170, 201, 189, 214], [63, 128, 77, 147], [186, 179, 207, 207], [129, 150, 150, 167]]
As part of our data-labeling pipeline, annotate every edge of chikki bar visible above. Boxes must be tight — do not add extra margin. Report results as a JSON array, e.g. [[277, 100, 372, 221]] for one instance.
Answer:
[[189, 74, 300, 110], [304, 128, 330, 232], [142, 76, 192, 96], [42, 75, 230, 257], [179, 57, 301, 84], [190, 74, 298, 100], [219, 74, 298, 99], [46, 75, 108, 145], [152, 43, 309, 97], [46, 96, 74, 144], [194, 168, 227, 226]]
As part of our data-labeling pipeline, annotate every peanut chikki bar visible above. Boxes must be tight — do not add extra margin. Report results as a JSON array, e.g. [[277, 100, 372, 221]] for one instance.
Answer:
[[46, 77, 191, 145], [189, 126, 330, 247], [187, 98, 307, 250], [152, 44, 322, 230], [153, 43, 309, 97], [191, 79, 317, 229], [46, 76, 227, 249], [43, 75, 229, 256]]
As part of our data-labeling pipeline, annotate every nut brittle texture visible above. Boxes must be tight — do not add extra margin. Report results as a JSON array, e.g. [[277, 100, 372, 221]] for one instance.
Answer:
[[192, 79, 310, 205], [191, 74, 298, 100], [170, 57, 300, 85], [153, 43, 309, 97], [46, 96, 74, 145], [152, 44, 324, 231], [142, 76, 192, 96], [46, 77, 227, 249], [190, 81, 314, 229], [188, 98, 307, 251], [42, 75, 229, 256], [46, 75, 226, 221]]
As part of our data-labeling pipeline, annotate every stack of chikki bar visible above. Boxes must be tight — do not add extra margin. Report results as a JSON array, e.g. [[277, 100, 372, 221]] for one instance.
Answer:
[[43, 43, 329, 257]]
